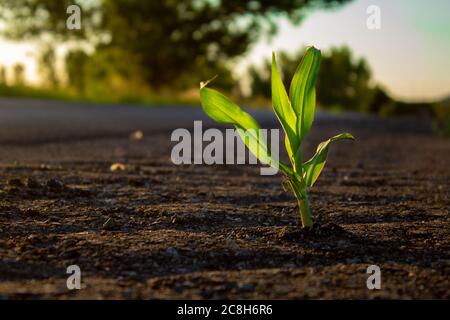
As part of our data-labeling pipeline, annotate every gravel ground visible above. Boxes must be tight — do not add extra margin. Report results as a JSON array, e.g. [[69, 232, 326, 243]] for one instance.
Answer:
[[0, 98, 448, 299]]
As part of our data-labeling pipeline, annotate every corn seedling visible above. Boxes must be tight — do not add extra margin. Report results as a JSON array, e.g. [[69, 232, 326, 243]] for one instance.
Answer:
[[199, 47, 354, 228]]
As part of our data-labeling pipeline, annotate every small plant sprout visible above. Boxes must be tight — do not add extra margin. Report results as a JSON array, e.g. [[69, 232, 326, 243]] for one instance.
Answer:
[[199, 46, 354, 228]]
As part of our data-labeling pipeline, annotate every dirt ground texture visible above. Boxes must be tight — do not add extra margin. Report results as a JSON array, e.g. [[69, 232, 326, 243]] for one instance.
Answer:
[[0, 101, 448, 299]]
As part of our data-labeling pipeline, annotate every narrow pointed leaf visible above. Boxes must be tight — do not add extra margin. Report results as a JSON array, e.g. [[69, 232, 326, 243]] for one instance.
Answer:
[[289, 46, 321, 142], [303, 133, 354, 187], [271, 53, 300, 169], [200, 86, 290, 175]]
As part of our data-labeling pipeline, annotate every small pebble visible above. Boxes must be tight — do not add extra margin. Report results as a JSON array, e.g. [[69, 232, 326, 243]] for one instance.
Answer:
[[129, 130, 143, 141], [110, 163, 126, 172]]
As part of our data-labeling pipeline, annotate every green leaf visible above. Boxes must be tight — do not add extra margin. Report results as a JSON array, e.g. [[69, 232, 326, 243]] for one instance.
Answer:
[[289, 46, 321, 142], [271, 53, 300, 170], [303, 133, 355, 187], [200, 86, 291, 175]]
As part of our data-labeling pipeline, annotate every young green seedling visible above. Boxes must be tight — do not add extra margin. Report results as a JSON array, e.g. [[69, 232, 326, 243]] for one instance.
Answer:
[[199, 46, 354, 228]]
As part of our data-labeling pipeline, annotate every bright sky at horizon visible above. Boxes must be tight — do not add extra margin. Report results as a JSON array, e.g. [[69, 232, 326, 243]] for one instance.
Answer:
[[0, 0, 449, 102]]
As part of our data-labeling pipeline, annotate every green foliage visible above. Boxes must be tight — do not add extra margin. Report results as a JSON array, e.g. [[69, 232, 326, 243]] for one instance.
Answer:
[[289, 48, 321, 141], [303, 133, 354, 187], [0, 84, 76, 101], [249, 46, 377, 113], [271, 53, 299, 171], [65, 50, 89, 94], [200, 86, 280, 169], [37, 44, 59, 88], [317, 47, 374, 112], [0, 66, 6, 85], [432, 102, 450, 137], [65, 47, 150, 99], [12, 63, 25, 86], [200, 47, 354, 228], [0, 0, 350, 89]]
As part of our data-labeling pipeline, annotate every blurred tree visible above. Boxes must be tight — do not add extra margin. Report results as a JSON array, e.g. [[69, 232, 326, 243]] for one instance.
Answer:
[[65, 49, 89, 94], [317, 46, 374, 111], [368, 85, 393, 114], [66, 47, 149, 99], [38, 45, 59, 88], [432, 99, 450, 136], [0, 0, 351, 89], [65, 50, 89, 94], [12, 63, 25, 86], [0, 65, 7, 85], [249, 46, 379, 112], [249, 59, 271, 100]]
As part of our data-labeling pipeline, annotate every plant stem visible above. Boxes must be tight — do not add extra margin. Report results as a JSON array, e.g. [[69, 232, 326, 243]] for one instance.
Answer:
[[298, 197, 313, 228], [287, 177, 313, 228]]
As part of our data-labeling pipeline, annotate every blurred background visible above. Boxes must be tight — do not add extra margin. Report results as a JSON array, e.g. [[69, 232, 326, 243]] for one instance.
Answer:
[[0, 0, 448, 132]]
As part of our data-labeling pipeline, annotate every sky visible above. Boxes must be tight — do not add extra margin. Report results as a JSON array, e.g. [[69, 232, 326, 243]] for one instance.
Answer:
[[0, 0, 449, 102], [237, 0, 450, 102]]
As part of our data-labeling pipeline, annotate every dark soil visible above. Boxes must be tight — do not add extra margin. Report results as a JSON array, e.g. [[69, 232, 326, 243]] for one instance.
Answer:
[[0, 111, 448, 299]]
